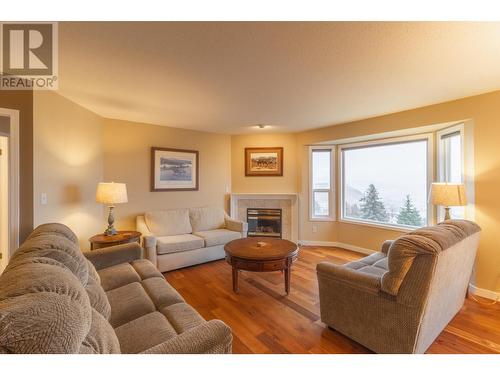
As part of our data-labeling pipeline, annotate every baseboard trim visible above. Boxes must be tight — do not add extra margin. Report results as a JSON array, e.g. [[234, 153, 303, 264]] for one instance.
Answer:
[[468, 283, 500, 302], [299, 240, 375, 255], [298, 240, 338, 247], [334, 242, 375, 255]]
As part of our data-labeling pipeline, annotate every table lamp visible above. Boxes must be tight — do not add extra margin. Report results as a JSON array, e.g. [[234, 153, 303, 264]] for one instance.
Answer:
[[96, 182, 128, 236], [430, 183, 466, 221]]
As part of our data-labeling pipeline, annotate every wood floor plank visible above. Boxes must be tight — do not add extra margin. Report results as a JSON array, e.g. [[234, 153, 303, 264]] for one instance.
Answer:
[[164, 246, 500, 354]]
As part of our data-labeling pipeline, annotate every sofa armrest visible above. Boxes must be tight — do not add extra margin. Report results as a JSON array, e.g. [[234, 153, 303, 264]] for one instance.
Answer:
[[317, 262, 381, 295], [225, 217, 248, 236], [140, 319, 232, 354], [84, 242, 143, 270], [381, 240, 394, 254], [136, 215, 158, 266]]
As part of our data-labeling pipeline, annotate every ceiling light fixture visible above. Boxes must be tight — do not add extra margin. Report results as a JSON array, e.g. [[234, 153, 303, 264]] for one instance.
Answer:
[[257, 124, 268, 129]]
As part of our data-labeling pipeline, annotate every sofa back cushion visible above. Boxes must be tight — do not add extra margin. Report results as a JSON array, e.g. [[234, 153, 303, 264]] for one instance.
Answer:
[[381, 220, 481, 297], [189, 207, 226, 232], [9, 223, 89, 286], [85, 276, 112, 320], [27, 222, 79, 245], [145, 209, 193, 236]]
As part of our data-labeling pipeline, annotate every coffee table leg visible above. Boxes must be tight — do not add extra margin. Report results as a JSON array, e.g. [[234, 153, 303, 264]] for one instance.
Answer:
[[232, 267, 239, 293], [285, 266, 291, 295]]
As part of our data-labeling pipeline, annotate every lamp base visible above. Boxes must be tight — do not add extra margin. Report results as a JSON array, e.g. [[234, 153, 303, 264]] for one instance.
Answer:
[[104, 226, 117, 236], [444, 207, 451, 221], [104, 206, 117, 236]]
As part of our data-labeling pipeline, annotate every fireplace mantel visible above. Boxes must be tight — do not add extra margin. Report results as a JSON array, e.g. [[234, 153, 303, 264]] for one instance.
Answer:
[[229, 193, 299, 242]]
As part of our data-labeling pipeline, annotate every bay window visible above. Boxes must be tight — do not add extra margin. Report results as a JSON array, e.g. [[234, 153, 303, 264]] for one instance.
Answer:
[[308, 124, 469, 229]]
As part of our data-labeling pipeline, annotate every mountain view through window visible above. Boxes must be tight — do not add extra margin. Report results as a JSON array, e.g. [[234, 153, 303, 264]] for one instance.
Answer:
[[342, 139, 428, 228]]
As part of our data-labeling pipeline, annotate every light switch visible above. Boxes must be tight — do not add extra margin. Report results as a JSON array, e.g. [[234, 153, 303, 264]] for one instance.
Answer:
[[41, 193, 48, 205], [312, 225, 318, 233]]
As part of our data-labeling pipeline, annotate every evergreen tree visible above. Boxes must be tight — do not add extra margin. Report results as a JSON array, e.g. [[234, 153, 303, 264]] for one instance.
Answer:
[[396, 195, 423, 227], [345, 202, 361, 218], [359, 184, 389, 222]]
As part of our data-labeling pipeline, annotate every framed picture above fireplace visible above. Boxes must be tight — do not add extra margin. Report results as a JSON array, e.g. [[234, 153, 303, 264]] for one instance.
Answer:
[[245, 147, 283, 176]]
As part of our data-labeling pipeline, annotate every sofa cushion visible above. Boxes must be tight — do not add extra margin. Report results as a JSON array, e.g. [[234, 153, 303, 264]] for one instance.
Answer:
[[106, 282, 156, 328], [131, 259, 163, 279], [13, 234, 89, 286], [161, 302, 205, 334], [357, 265, 387, 278], [27, 222, 79, 245], [145, 209, 192, 236], [115, 312, 177, 354], [345, 252, 387, 270], [0, 263, 91, 353], [85, 276, 111, 319], [141, 277, 184, 310], [189, 207, 226, 232], [79, 309, 120, 354], [373, 257, 389, 270], [98, 263, 141, 291], [87, 259, 101, 283], [193, 229, 241, 247], [156, 234, 205, 255]]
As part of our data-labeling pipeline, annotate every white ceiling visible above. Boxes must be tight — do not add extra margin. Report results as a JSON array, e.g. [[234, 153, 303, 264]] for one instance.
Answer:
[[58, 22, 500, 134]]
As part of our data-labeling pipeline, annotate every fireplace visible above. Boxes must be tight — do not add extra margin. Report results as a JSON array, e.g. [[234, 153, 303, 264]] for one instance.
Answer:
[[247, 208, 282, 238]]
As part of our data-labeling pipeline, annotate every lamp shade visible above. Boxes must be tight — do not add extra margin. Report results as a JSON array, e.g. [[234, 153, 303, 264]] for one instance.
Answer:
[[430, 183, 466, 206], [96, 182, 128, 205]]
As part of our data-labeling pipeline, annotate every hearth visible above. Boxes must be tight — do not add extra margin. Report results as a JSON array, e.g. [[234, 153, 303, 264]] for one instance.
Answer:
[[247, 208, 282, 238]]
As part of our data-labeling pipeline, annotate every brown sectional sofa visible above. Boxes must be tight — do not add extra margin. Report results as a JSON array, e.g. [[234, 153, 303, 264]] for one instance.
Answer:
[[0, 223, 232, 354]]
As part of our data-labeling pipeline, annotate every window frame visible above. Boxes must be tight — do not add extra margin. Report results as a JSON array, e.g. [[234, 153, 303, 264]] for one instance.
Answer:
[[436, 123, 465, 221], [309, 145, 335, 221], [338, 133, 434, 231]]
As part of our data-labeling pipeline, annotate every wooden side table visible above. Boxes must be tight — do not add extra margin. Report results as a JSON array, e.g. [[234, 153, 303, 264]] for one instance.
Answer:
[[89, 231, 141, 250]]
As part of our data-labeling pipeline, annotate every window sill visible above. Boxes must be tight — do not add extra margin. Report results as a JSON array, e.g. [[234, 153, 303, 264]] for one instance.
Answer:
[[339, 218, 418, 233], [309, 216, 335, 222]]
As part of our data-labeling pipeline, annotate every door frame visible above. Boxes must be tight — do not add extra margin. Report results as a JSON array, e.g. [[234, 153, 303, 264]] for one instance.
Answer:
[[0, 108, 20, 263]]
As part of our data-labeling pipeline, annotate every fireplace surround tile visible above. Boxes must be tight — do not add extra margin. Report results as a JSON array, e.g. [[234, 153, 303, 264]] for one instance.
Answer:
[[230, 194, 298, 242]]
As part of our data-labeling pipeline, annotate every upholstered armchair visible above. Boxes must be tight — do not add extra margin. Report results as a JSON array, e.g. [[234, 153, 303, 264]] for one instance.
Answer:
[[317, 220, 481, 353]]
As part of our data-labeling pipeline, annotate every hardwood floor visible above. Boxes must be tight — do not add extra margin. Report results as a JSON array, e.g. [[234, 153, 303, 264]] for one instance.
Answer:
[[164, 246, 500, 354]]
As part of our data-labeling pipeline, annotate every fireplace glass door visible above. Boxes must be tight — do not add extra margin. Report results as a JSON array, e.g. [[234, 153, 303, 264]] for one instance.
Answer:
[[247, 208, 282, 238]]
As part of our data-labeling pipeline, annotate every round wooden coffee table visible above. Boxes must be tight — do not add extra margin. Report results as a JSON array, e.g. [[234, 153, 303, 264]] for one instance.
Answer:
[[224, 237, 299, 295]]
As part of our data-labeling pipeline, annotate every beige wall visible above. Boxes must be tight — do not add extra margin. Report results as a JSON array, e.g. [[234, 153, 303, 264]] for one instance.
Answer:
[[296, 90, 500, 293], [33, 92, 104, 250], [231, 133, 298, 193], [102, 119, 232, 231]]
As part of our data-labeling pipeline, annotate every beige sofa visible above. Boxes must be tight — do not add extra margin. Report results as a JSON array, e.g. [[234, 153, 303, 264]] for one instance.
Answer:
[[137, 206, 247, 272], [317, 220, 481, 354], [0, 223, 232, 354]]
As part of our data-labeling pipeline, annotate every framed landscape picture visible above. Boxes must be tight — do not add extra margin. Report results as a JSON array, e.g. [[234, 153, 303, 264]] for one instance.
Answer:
[[245, 147, 283, 176], [151, 147, 199, 191]]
